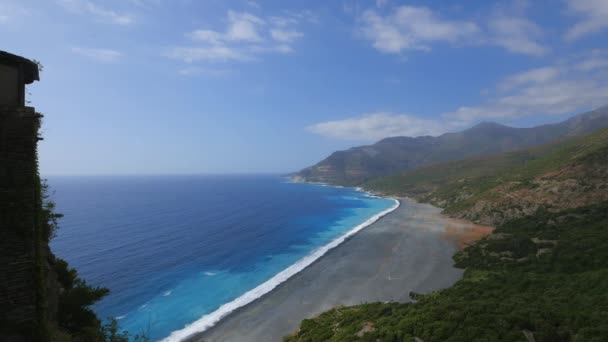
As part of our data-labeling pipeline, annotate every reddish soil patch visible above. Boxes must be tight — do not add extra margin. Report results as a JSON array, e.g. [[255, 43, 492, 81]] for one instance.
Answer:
[[441, 216, 494, 250]]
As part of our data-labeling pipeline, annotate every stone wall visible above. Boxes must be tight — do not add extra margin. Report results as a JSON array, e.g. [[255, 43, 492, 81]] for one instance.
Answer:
[[0, 106, 45, 341]]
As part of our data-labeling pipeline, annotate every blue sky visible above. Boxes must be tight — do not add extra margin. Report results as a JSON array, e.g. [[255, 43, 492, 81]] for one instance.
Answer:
[[2, 0, 608, 175]]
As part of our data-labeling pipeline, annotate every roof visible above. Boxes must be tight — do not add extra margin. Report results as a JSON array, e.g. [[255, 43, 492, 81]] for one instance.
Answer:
[[0, 50, 40, 84]]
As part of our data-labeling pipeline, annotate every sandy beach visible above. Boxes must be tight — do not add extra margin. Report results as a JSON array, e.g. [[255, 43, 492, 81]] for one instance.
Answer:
[[188, 198, 489, 342]]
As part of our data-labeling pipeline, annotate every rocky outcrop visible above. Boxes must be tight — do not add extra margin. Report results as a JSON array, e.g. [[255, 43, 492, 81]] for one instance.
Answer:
[[449, 162, 608, 226]]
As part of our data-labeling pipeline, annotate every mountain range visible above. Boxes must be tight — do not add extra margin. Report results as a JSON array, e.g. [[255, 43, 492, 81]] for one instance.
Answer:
[[294, 106, 608, 186]]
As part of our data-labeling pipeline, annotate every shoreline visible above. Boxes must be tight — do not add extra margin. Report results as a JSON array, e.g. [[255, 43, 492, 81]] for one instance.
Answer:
[[161, 188, 400, 342], [191, 197, 482, 342]]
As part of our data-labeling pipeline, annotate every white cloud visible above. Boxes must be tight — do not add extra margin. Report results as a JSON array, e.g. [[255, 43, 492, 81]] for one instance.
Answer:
[[0, 1, 31, 24], [565, 0, 608, 41], [57, 0, 134, 25], [178, 67, 234, 78], [445, 57, 608, 123], [71, 47, 123, 63], [270, 29, 304, 43], [270, 16, 299, 27], [225, 11, 264, 42], [169, 10, 309, 65], [499, 67, 560, 90], [307, 112, 447, 141], [358, 4, 548, 57], [488, 16, 547, 56], [577, 57, 608, 71], [360, 6, 480, 53], [446, 79, 608, 123], [189, 30, 224, 45], [284, 9, 319, 25], [166, 46, 248, 63], [188, 12, 265, 44], [308, 54, 608, 141]]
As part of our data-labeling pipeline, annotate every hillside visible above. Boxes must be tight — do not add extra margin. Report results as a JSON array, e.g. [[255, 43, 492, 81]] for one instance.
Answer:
[[294, 106, 608, 186], [365, 128, 608, 226], [285, 202, 608, 342], [286, 126, 608, 342]]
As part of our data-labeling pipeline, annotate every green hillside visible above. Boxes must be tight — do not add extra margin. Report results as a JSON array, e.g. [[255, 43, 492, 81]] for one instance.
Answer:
[[286, 128, 608, 342], [365, 128, 608, 226], [294, 107, 608, 186], [285, 203, 608, 342]]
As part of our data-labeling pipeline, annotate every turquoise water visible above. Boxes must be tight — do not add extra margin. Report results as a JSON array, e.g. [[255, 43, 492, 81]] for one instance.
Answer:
[[49, 175, 396, 340]]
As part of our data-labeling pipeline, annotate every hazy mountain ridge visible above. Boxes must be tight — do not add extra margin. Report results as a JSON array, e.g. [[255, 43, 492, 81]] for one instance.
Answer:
[[295, 106, 608, 186], [366, 127, 608, 226], [286, 116, 608, 342]]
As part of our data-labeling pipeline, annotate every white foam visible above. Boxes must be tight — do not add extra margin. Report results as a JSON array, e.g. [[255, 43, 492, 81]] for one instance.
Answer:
[[160, 197, 400, 342], [116, 315, 126, 320], [163, 290, 172, 297], [203, 271, 217, 276]]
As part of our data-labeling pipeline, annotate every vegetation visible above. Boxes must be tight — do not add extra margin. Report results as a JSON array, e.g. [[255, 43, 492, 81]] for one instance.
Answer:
[[285, 202, 608, 342], [365, 127, 608, 225], [295, 107, 608, 186], [286, 127, 608, 341], [41, 183, 148, 341]]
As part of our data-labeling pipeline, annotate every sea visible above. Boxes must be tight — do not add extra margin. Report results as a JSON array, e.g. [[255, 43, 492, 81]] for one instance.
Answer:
[[48, 175, 397, 341]]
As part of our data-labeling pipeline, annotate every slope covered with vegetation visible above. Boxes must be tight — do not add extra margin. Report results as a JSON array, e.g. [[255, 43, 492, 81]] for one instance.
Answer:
[[285, 203, 608, 342], [294, 107, 608, 186], [286, 128, 608, 342], [366, 128, 608, 226]]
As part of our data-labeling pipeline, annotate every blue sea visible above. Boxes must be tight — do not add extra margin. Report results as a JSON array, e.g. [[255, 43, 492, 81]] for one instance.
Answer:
[[48, 175, 397, 341]]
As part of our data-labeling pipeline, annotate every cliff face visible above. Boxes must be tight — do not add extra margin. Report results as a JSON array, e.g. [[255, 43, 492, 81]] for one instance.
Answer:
[[0, 106, 54, 341], [296, 106, 608, 186], [1, 52, 115, 342]]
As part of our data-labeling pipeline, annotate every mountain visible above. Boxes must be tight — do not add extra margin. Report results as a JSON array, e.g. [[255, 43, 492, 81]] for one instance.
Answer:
[[286, 126, 608, 342], [366, 127, 608, 226], [294, 106, 608, 186]]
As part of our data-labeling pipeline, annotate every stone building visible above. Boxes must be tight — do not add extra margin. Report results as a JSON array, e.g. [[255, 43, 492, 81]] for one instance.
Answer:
[[0, 51, 47, 341]]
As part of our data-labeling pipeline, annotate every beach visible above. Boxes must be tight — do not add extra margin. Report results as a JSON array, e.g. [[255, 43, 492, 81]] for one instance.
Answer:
[[188, 198, 489, 342]]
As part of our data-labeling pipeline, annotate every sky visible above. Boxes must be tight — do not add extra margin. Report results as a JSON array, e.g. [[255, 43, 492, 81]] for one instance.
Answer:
[[2, 0, 608, 175]]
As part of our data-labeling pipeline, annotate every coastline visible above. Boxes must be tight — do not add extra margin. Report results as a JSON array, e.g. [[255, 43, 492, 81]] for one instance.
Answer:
[[160, 189, 400, 342], [189, 197, 483, 342]]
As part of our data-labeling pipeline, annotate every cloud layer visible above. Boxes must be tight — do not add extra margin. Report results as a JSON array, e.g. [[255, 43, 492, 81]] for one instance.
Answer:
[[360, 6, 480, 53], [71, 47, 123, 63], [57, 0, 133, 25], [358, 4, 547, 57], [565, 0, 608, 41], [167, 10, 309, 64], [308, 52, 608, 141], [446, 53, 608, 123], [307, 112, 447, 141]]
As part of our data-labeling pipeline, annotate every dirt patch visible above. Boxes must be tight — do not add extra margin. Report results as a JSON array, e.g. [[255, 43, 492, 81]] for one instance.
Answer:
[[355, 322, 375, 337], [441, 217, 494, 250]]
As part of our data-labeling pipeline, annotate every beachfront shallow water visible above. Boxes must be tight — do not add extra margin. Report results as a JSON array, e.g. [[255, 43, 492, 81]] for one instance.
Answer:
[[49, 175, 395, 340]]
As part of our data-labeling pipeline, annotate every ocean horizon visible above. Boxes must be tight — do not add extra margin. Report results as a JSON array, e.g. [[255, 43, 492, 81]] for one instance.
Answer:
[[48, 175, 396, 341]]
